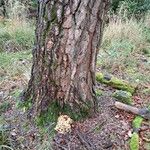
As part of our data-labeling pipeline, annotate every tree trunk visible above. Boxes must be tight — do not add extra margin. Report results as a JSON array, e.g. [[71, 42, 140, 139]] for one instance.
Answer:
[[22, 0, 109, 117], [0, 0, 7, 18]]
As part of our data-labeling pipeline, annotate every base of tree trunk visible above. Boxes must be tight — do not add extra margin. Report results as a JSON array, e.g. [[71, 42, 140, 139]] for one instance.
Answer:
[[20, 86, 97, 124]]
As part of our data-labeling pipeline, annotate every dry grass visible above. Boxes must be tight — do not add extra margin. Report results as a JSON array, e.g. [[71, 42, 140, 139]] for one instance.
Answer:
[[98, 8, 150, 85], [103, 15, 144, 47], [0, 50, 32, 93], [6, 0, 28, 21], [0, 0, 35, 52]]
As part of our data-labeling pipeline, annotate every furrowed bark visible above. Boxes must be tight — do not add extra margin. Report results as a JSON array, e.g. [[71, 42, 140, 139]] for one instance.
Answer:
[[22, 0, 109, 117]]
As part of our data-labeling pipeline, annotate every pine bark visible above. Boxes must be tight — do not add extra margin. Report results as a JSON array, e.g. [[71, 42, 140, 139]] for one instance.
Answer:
[[22, 0, 109, 117]]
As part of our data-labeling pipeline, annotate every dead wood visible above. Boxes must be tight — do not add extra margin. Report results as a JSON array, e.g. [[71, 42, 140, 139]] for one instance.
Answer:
[[115, 101, 150, 120]]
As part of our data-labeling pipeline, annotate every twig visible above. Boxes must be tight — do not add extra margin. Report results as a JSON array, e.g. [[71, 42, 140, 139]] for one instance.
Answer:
[[87, 120, 106, 134], [0, 145, 14, 150], [139, 126, 150, 132], [76, 130, 96, 150], [54, 142, 68, 150]]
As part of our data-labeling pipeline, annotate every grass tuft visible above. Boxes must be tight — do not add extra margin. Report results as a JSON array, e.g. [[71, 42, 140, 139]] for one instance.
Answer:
[[0, 20, 35, 52]]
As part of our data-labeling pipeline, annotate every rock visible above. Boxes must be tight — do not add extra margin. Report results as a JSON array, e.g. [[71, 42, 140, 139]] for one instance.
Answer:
[[96, 73, 136, 94], [113, 90, 133, 105], [128, 130, 133, 138], [115, 114, 120, 118], [10, 129, 17, 136]]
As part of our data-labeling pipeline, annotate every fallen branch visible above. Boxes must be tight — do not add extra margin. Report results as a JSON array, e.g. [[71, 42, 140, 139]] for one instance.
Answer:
[[115, 101, 150, 120]]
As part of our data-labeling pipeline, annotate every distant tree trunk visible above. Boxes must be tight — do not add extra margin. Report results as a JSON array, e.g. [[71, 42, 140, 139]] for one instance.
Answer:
[[0, 0, 7, 18], [22, 0, 109, 117]]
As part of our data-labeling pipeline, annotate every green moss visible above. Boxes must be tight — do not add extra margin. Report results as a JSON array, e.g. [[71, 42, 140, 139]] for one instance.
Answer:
[[96, 60, 102, 67], [132, 116, 143, 129], [129, 132, 139, 150], [36, 101, 91, 127], [10, 89, 32, 111], [51, 5, 58, 23], [113, 90, 133, 104], [142, 47, 150, 55], [16, 98, 32, 111], [96, 73, 135, 94], [96, 72, 103, 80], [35, 102, 59, 126], [95, 89, 103, 96]]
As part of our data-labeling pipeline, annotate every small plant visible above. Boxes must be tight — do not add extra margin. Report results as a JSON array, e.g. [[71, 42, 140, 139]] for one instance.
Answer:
[[0, 102, 11, 113], [129, 132, 139, 150], [36, 125, 54, 150], [0, 21, 35, 52], [95, 89, 103, 96], [0, 116, 12, 150]]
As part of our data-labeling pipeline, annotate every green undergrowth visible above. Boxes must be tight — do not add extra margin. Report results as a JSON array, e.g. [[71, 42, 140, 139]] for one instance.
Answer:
[[0, 20, 35, 52], [142, 88, 150, 96], [0, 50, 32, 68], [16, 98, 32, 112], [98, 14, 150, 85], [0, 102, 11, 114], [0, 116, 12, 149], [36, 101, 92, 127], [129, 132, 139, 150], [36, 127, 54, 150], [0, 50, 32, 81]]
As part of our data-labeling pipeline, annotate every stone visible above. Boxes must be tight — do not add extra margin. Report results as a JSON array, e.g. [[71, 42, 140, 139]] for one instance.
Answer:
[[113, 90, 133, 105]]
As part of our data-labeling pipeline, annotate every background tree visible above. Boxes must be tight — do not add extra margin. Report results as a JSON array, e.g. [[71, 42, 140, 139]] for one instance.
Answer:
[[111, 0, 150, 18], [22, 0, 109, 119], [0, 0, 7, 17]]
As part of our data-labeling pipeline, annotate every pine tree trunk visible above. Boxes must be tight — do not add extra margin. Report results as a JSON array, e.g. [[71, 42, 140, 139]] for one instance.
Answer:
[[22, 0, 109, 117]]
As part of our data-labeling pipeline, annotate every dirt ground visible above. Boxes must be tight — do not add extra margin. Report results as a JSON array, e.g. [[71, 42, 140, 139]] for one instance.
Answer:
[[1, 79, 150, 150]]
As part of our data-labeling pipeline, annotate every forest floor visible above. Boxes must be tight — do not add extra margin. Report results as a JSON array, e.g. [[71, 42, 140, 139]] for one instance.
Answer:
[[0, 48, 150, 150]]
